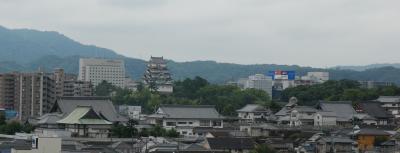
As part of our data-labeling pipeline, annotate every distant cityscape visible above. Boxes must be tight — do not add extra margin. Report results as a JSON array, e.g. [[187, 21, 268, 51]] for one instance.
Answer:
[[0, 56, 398, 153]]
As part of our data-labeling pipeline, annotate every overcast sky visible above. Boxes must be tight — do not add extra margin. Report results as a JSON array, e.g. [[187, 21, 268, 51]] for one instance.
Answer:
[[1, 0, 399, 67]]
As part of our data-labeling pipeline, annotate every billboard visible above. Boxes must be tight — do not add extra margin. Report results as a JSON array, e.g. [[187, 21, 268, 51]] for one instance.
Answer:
[[267, 70, 296, 80]]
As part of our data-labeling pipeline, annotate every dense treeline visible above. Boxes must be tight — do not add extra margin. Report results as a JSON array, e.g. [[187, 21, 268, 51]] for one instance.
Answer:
[[281, 79, 400, 106], [110, 120, 179, 138], [0, 114, 34, 135], [96, 77, 278, 116]]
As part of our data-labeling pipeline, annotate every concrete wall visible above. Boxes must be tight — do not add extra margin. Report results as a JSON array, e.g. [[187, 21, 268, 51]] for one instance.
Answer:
[[12, 137, 61, 153]]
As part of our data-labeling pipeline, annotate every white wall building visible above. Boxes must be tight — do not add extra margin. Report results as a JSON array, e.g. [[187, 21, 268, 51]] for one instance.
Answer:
[[239, 74, 273, 97], [314, 111, 337, 126], [236, 104, 275, 123], [78, 58, 126, 88], [376, 96, 400, 118], [12, 137, 61, 153], [147, 105, 224, 136]]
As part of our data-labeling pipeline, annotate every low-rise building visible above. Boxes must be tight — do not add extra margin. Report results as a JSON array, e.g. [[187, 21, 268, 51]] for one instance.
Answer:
[[355, 129, 391, 152], [356, 101, 393, 125], [315, 136, 356, 153], [118, 105, 142, 120], [236, 104, 275, 123], [317, 101, 356, 126], [239, 123, 279, 137], [314, 111, 337, 127], [375, 96, 400, 118], [0, 136, 61, 153], [147, 105, 224, 136], [203, 137, 256, 153], [289, 106, 318, 127]]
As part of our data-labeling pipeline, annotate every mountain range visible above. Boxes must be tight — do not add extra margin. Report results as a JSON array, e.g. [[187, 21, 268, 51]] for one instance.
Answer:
[[1, 25, 400, 84]]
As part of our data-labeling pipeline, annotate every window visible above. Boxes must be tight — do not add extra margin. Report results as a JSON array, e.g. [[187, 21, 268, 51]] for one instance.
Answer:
[[178, 122, 187, 125], [166, 122, 176, 126], [212, 121, 222, 127], [188, 122, 193, 125], [200, 120, 210, 127]]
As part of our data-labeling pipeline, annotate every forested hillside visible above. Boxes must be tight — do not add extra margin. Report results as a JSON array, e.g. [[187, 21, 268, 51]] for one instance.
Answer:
[[1, 25, 400, 84]]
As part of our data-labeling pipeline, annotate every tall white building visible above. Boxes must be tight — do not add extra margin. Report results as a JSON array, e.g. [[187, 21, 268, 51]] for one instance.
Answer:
[[239, 74, 273, 98], [78, 58, 126, 88]]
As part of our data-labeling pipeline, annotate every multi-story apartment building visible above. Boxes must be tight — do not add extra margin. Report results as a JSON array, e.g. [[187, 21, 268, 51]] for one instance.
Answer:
[[0, 69, 94, 121], [53, 69, 93, 97], [0, 73, 18, 110], [14, 72, 56, 121], [78, 58, 126, 88], [143, 56, 173, 93]]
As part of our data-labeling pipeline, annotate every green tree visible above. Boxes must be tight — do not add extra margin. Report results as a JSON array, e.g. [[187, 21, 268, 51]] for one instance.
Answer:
[[95, 80, 116, 96], [1, 121, 22, 135], [251, 144, 276, 153], [22, 123, 35, 133], [148, 79, 159, 93], [150, 125, 166, 137], [0, 113, 6, 125], [136, 82, 144, 92], [281, 79, 386, 106], [110, 122, 138, 138], [165, 128, 180, 138], [374, 136, 389, 146], [139, 128, 149, 137]]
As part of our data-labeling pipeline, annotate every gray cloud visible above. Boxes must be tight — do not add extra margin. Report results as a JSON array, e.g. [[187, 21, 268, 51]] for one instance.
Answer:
[[0, 0, 399, 67]]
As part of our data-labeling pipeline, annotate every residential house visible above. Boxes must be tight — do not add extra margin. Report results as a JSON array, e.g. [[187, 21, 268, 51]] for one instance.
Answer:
[[118, 105, 142, 120], [275, 97, 299, 125], [236, 104, 275, 123], [276, 105, 318, 127], [147, 105, 224, 136], [375, 96, 400, 118], [315, 136, 356, 153], [57, 106, 112, 138], [355, 128, 391, 152], [378, 139, 399, 153], [317, 101, 356, 126], [205, 131, 232, 138], [314, 111, 337, 127], [353, 113, 378, 125], [267, 139, 295, 153], [203, 137, 256, 153], [240, 123, 279, 137], [289, 106, 318, 127], [356, 101, 393, 125], [192, 127, 248, 138]]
